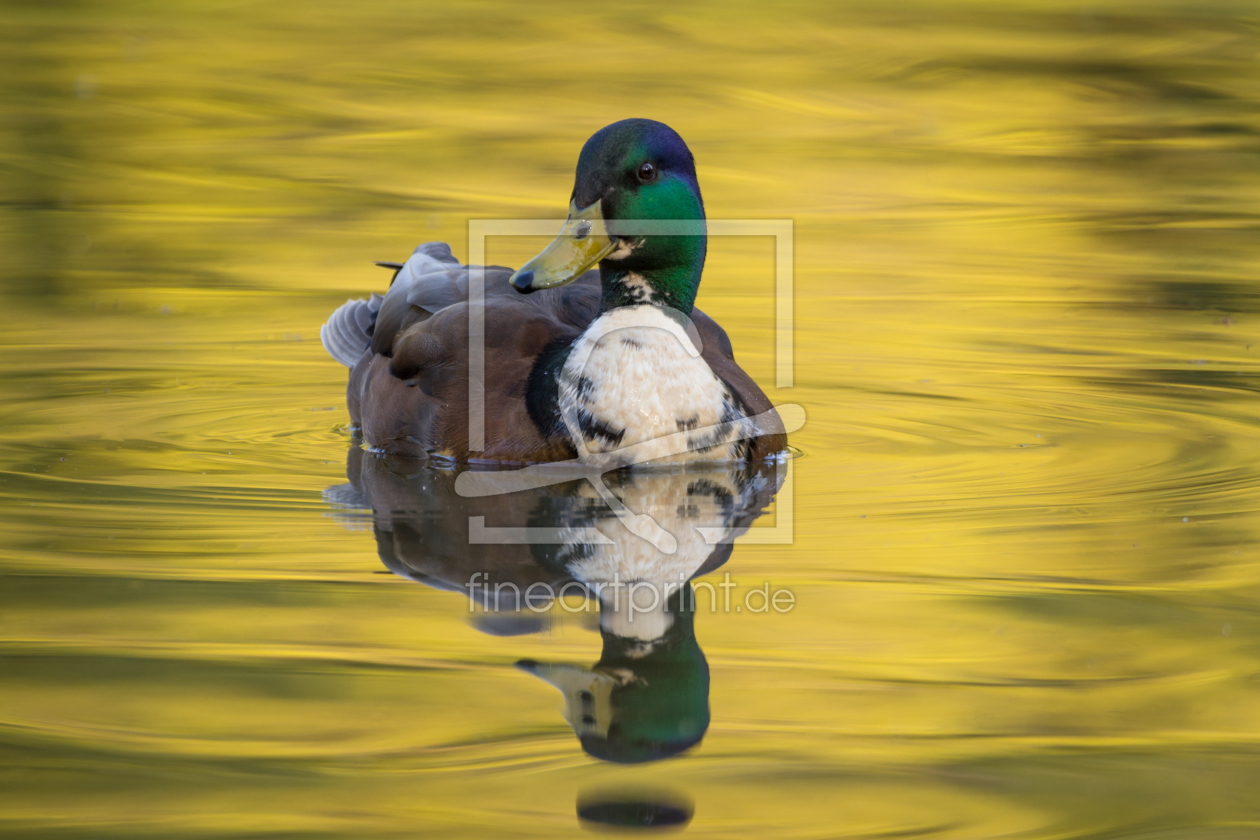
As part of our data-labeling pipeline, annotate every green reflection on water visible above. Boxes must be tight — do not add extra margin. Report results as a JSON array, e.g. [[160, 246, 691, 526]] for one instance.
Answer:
[[2, 0, 1260, 837]]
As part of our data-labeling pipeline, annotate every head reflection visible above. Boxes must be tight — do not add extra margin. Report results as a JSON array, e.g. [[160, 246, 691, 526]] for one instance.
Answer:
[[326, 444, 783, 764], [519, 586, 707, 763]]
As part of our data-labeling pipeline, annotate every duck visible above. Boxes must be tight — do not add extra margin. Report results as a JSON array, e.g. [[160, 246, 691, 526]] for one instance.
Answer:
[[320, 118, 787, 466]]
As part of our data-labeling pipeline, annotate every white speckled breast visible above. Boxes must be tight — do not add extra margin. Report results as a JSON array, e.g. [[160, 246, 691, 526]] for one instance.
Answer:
[[558, 305, 752, 466]]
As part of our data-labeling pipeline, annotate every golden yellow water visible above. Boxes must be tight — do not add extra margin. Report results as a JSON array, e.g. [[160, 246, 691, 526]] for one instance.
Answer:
[[4, 0, 1260, 835]]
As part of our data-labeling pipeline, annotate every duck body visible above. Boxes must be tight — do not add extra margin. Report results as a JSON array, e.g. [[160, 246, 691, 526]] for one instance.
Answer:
[[321, 119, 786, 466]]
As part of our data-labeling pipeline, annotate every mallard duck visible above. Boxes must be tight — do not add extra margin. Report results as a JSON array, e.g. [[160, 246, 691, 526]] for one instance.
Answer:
[[321, 119, 787, 465]]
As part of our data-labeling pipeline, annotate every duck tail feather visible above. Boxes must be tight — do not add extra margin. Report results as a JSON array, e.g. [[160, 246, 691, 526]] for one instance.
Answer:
[[321, 296, 380, 367]]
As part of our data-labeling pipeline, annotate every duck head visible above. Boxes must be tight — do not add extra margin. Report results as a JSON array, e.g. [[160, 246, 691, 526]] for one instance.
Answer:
[[509, 118, 706, 315]]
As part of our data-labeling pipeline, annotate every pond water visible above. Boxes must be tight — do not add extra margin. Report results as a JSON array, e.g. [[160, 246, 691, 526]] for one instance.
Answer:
[[3, 1, 1260, 837]]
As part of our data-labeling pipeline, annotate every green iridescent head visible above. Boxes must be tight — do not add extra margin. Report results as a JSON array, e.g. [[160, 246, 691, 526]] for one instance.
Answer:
[[509, 119, 707, 314]]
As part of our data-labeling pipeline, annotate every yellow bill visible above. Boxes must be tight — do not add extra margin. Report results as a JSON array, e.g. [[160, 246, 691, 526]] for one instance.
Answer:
[[515, 659, 617, 738], [509, 199, 617, 293]]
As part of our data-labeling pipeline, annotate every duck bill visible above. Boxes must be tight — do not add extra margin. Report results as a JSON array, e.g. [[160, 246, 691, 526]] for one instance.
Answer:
[[516, 659, 617, 738], [509, 199, 616, 293]]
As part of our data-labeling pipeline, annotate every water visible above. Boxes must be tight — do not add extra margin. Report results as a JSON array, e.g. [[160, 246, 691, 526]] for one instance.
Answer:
[[3, 0, 1260, 836]]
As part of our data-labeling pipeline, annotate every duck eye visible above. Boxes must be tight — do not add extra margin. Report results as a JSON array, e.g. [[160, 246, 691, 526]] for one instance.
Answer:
[[637, 162, 656, 182]]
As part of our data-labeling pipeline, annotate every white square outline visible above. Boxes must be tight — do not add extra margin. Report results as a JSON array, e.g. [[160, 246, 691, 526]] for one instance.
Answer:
[[462, 219, 795, 545]]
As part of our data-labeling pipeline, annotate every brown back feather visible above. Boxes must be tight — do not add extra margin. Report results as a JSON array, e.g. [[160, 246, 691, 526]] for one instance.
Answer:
[[331, 241, 784, 462]]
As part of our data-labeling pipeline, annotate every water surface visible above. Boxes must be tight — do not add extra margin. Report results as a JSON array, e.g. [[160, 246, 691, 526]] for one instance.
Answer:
[[3, 1, 1260, 837]]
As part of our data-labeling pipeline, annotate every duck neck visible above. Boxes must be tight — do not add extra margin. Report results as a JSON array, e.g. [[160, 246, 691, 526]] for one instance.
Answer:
[[597, 235, 706, 316]]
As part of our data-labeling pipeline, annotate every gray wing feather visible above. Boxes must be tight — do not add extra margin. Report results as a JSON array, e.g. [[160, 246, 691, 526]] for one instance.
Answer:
[[405, 265, 467, 314], [323, 240, 543, 366], [414, 241, 459, 264], [395, 242, 518, 315]]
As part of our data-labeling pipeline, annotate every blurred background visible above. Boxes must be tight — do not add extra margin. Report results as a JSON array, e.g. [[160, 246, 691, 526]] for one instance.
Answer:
[[2, 0, 1260, 837]]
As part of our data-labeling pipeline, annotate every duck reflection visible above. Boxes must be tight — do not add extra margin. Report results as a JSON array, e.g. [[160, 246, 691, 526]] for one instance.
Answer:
[[326, 444, 783, 763]]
